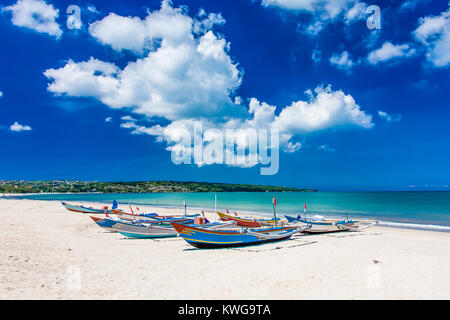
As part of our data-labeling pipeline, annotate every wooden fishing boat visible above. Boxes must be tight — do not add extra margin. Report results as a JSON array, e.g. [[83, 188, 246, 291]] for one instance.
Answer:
[[111, 215, 201, 238], [216, 211, 280, 227], [284, 214, 377, 234], [171, 222, 299, 249], [112, 209, 159, 221], [61, 202, 113, 214], [112, 220, 179, 238], [90, 216, 119, 232], [112, 208, 200, 221]]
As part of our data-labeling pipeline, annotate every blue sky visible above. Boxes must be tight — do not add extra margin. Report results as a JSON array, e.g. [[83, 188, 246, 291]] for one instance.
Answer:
[[0, 0, 449, 191]]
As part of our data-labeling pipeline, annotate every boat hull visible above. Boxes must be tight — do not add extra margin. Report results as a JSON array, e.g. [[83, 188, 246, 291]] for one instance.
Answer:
[[216, 211, 278, 227], [171, 223, 297, 249], [187, 234, 294, 249], [112, 221, 178, 238], [90, 216, 118, 232], [62, 202, 111, 214]]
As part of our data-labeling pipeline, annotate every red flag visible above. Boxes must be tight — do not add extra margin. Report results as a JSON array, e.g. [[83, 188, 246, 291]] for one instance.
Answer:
[[304, 203, 306, 213], [273, 197, 277, 207], [226, 209, 229, 214], [234, 211, 238, 216], [129, 205, 134, 214], [136, 207, 140, 211]]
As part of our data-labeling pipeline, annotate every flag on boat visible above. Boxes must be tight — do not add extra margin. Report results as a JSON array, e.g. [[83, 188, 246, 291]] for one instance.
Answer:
[[304, 203, 306, 213], [129, 205, 134, 214], [273, 197, 277, 207], [136, 207, 140, 211], [112, 200, 118, 210], [234, 211, 238, 216]]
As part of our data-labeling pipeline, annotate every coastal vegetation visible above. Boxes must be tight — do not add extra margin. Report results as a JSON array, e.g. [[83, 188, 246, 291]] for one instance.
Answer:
[[0, 180, 316, 194]]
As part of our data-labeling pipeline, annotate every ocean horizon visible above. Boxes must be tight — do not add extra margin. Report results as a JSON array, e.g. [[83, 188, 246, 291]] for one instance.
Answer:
[[16, 191, 450, 232]]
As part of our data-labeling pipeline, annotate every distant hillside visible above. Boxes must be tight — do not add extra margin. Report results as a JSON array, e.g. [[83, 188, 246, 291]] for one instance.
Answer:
[[0, 180, 316, 194]]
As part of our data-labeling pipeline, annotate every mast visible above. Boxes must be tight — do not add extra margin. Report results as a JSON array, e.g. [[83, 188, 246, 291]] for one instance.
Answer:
[[273, 196, 277, 227]]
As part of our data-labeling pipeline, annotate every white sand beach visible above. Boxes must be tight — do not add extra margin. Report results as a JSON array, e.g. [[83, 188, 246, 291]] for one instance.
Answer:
[[0, 198, 449, 300]]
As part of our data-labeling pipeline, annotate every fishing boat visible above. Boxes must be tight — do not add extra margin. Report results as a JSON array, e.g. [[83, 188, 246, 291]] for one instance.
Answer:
[[90, 216, 120, 232], [112, 209, 159, 221], [112, 220, 179, 238], [111, 208, 200, 221], [111, 215, 202, 238], [171, 222, 299, 248], [61, 202, 114, 214], [284, 214, 377, 234], [216, 211, 280, 227]]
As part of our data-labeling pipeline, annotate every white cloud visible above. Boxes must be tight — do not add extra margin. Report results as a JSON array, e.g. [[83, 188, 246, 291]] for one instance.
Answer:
[[0, 91, 3, 97], [272, 85, 373, 133], [367, 42, 416, 64], [345, 2, 368, 23], [318, 144, 336, 152], [261, 0, 359, 19], [87, 5, 99, 14], [378, 110, 402, 122], [329, 51, 359, 70], [88, 0, 194, 53], [120, 115, 137, 122], [45, 2, 243, 122], [105, 117, 113, 123], [45, 1, 373, 165], [193, 9, 226, 34], [413, 6, 450, 67], [117, 84, 373, 163], [10, 122, 32, 132], [2, 0, 62, 38]]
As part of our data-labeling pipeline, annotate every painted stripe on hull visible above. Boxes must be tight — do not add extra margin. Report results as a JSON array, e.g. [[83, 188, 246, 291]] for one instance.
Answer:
[[118, 232, 177, 239]]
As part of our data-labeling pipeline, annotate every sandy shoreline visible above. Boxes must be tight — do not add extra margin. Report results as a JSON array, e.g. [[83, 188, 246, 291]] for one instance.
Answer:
[[1, 198, 449, 299]]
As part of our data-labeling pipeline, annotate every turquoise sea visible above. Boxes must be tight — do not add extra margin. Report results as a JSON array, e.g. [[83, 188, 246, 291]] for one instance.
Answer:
[[17, 191, 450, 231]]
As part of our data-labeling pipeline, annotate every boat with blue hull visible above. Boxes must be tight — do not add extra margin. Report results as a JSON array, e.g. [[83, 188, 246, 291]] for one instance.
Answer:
[[62, 202, 114, 214], [284, 214, 377, 234], [111, 216, 200, 238], [90, 216, 119, 232], [171, 222, 300, 249]]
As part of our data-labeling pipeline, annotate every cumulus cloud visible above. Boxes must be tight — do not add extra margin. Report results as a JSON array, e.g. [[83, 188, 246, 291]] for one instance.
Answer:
[[105, 117, 113, 123], [2, 0, 62, 38], [44, 1, 373, 166], [413, 6, 450, 67], [118, 85, 373, 161], [378, 110, 402, 122], [45, 2, 243, 122], [0, 91, 3, 98], [10, 122, 32, 132], [367, 42, 416, 64], [272, 85, 373, 133]]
